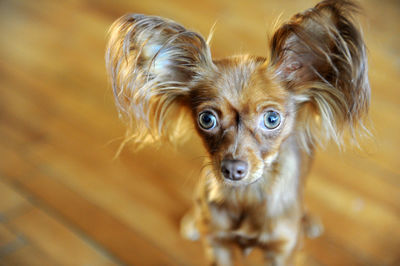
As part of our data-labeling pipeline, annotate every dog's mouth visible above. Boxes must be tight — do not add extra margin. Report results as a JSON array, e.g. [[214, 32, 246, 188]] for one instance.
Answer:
[[221, 175, 263, 187]]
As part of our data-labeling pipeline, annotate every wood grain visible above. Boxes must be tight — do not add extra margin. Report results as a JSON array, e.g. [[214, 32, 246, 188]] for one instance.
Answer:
[[0, 0, 399, 265]]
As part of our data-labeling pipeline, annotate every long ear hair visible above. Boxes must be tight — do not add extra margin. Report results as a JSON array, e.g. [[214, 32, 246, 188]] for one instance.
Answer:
[[105, 14, 215, 149], [269, 0, 370, 151]]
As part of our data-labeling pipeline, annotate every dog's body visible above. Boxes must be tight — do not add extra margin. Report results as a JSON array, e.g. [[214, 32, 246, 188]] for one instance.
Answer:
[[181, 134, 312, 265], [106, 0, 370, 265]]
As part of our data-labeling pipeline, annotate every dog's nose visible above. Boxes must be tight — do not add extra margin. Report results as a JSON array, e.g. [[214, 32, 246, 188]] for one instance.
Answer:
[[221, 159, 248, 181]]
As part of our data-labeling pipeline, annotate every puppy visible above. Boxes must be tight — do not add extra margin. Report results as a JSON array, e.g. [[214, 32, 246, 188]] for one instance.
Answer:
[[105, 0, 370, 265]]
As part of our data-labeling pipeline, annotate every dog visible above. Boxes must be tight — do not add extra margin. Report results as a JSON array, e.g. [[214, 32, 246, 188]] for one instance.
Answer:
[[105, 0, 370, 264]]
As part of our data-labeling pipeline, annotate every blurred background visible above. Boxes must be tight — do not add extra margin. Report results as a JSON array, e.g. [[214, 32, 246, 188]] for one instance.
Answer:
[[0, 0, 399, 265]]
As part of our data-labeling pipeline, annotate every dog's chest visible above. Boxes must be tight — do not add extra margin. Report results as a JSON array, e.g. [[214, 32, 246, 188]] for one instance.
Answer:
[[231, 209, 268, 243], [208, 194, 300, 249], [209, 204, 273, 244]]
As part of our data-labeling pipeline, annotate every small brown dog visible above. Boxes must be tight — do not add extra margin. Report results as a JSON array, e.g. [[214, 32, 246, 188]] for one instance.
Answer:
[[106, 0, 370, 265]]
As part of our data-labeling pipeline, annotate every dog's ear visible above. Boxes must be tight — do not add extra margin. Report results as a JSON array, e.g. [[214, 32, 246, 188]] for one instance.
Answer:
[[106, 14, 215, 147], [269, 0, 370, 149]]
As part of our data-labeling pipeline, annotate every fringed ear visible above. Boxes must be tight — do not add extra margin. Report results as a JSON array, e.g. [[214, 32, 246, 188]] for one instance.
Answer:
[[106, 14, 215, 148], [269, 0, 370, 150]]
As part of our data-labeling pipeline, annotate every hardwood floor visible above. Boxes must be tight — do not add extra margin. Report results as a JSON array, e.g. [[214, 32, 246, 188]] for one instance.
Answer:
[[0, 0, 399, 265]]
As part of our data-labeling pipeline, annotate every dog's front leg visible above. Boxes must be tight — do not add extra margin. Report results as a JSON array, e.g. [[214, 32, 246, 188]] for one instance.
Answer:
[[261, 219, 299, 266], [180, 207, 201, 241], [203, 237, 233, 266], [302, 212, 324, 239], [263, 250, 294, 266], [263, 239, 297, 266]]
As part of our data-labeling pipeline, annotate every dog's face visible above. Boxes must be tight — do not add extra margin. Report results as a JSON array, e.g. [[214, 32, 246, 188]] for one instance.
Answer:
[[106, 3, 370, 186], [190, 56, 296, 186]]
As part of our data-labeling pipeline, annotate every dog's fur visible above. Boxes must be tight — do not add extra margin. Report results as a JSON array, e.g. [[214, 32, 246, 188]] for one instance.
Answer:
[[106, 0, 370, 265]]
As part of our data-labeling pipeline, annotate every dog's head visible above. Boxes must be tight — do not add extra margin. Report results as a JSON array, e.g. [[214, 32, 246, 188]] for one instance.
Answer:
[[106, 0, 370, 186]]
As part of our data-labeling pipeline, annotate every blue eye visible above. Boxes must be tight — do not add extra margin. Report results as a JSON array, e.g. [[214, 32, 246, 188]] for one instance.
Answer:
[[199, 111, 217, 130], [264, 111, 281, 129]]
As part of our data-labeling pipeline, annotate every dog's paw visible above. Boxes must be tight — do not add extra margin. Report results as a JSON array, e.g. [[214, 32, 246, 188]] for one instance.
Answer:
[[302, 213, 324, 239], [180, 211, 200, 241]]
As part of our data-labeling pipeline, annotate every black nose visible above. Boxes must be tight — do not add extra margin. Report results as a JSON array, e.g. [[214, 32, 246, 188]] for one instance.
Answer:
[[221, 159, 248, 181]]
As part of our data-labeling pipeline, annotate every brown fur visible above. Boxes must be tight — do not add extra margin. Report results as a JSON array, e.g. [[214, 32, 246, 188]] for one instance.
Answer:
[[105, 1, 370, 265]]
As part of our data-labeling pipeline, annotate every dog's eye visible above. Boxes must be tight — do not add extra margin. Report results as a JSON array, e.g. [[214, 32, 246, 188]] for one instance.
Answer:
[[198, 111, 217, 130], [264, 111, 281, 129]]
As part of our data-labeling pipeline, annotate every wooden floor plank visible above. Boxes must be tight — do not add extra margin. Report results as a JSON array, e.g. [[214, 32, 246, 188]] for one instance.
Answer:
[[0, 0, 399, 265], [0, 244, 60, 266], [306, 176, 400, 265], [0, 223, 20, 249], [7, 207, 117, 265], [0, 181, 29, 216], [0, 141, 186, 265]]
